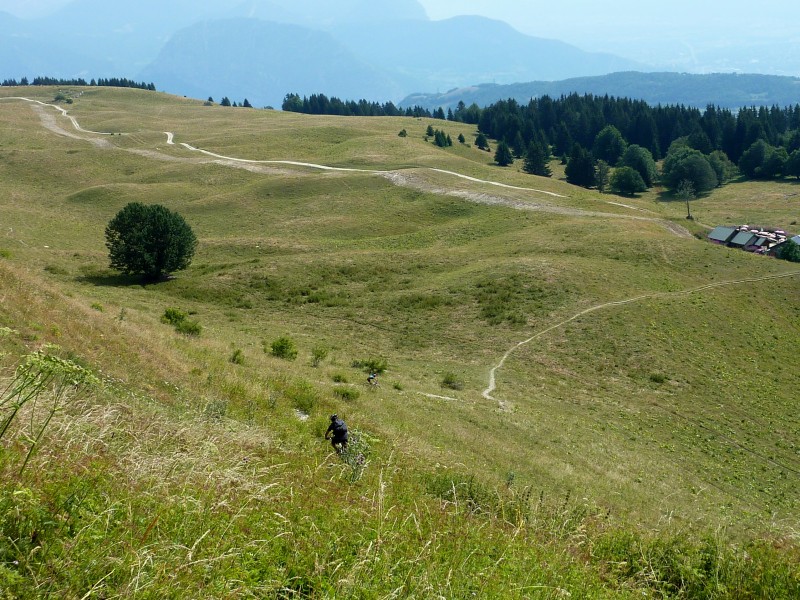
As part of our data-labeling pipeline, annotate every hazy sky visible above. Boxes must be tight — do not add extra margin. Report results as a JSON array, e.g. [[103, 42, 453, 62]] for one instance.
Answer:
[[4, 1, 798, 42], [3, 0, 799, 72], [418, 0, 798, 42]]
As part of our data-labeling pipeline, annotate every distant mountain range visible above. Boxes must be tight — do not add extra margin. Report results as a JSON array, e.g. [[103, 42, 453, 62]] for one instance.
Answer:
[[3, 1, 797, 110], [401, 72, 800, 111], [1, 0, 642, 107]]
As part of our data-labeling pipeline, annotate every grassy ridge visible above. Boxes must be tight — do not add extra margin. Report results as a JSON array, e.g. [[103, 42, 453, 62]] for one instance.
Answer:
[[1, 87, 799, 596]]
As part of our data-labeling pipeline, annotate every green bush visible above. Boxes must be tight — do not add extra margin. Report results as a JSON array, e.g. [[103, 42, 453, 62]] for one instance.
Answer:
[[311, 345, 328, 367], [174, 319, 202, 336], [352, 357, 388, 374], [161, 307, 188, 325], [332, 373, 348, 383], [105, 202, 197, 280], [230, 348, 245, 365], [270, 336, 298, 360], [441, 372, 463, 390]]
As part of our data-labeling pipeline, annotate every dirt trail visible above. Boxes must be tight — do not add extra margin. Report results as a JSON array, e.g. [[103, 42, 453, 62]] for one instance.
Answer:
[[6, 97, 796, 407], [170, 133, 693, 235], [2, 97, 693, 235], [483, 270, 800, 410]]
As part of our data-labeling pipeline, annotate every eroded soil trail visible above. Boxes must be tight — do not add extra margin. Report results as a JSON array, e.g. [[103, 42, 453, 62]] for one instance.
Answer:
[[483, 271, 800, 410]]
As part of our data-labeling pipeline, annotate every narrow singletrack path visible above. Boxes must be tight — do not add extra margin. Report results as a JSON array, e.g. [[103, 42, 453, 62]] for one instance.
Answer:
[[0, 97, 692, 233], [483, 271, 800, 409], [4, 97, 694, 233], [4, 96, 797, 408]]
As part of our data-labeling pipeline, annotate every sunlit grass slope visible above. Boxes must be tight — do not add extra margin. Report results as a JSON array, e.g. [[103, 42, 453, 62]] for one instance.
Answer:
[[0, 87, 798, 596]]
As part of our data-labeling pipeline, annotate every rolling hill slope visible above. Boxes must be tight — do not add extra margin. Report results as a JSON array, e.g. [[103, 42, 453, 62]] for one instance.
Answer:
[[0, 87, 798, 597]]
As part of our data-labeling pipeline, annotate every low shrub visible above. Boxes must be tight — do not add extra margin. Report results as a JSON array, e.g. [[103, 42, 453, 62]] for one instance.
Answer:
[[230, 348, 245, 365], [175, 319, 202, 336], [311, 345, 328, 367], [352, 357, 388, 374], [441, 372, 463, 390], [204, 398, 228, 420], [270, 336, 298, 360], [161, 307, 188, 325]]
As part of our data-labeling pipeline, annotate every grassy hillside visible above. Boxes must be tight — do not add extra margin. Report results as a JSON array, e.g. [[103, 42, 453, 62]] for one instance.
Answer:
[[1, 87, 798, 597]]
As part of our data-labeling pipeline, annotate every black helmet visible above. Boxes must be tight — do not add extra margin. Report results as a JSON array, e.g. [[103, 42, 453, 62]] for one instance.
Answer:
[[330, 414, 338, 421]]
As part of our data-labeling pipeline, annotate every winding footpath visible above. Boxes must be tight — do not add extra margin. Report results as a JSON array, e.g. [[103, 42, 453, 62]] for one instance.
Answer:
[[1, 96, 694, 235], [10, 97, 789, 409], [482, 271, 800, 409]]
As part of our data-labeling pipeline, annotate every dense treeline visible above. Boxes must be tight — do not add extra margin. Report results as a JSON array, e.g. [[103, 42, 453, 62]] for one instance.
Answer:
[[283, 90, 800, 187], [477, 94, 800, 187], [282, 93, 434, 118], [1, 76, 156, 91], [477, 94, 800, 164]]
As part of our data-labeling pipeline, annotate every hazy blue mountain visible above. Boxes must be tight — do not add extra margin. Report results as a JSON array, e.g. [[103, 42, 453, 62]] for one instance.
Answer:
[[230, 0, 427, 27], [32, 0, 224, 72], [139, 19, 403, 108], [0, 10, 113, 78], [401, 72, 800, 111], [332, 16, 644, 94]]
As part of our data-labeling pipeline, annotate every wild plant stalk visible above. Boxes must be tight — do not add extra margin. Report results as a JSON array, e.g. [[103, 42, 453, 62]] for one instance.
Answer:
[[0, 346, 99, 473]]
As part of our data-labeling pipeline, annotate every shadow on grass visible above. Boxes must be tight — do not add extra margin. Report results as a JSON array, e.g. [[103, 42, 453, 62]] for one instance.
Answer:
[[76, 272, 146, 287], [656, 189, 715, 203]]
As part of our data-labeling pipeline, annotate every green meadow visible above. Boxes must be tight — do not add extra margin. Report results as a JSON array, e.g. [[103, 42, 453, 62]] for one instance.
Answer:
[[0, 87, 798, 597]]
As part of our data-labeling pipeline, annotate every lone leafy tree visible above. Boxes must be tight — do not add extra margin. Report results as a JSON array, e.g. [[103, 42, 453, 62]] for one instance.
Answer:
[[105, 203, 197, 281], [610, 166, 647, 196]]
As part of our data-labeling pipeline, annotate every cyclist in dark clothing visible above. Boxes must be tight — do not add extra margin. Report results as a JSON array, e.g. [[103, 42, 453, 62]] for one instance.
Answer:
[[325, 414, 349, 453]]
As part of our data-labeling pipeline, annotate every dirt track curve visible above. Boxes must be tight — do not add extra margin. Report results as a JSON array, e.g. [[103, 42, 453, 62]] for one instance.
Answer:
[[483, 270, 800, 410], [12, 97, 777, 408]]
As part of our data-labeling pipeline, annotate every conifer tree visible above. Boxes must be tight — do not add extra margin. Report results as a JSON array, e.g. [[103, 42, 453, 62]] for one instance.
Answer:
[[523, 141, 552, 177], [494, 141, 514, 167]]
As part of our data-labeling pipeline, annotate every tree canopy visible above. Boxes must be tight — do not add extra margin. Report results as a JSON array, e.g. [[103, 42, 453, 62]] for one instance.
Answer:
[[777, 240, 800, 262], [610, 167, 647, 196], [620, 145, 658, 187], [494, 141, 514, 167], [661, 146, 718, 194], [522, 141, 552, 177], [105, 203, 197, 281], [565, 144, 596, 188], [592, 125, 627, 165]]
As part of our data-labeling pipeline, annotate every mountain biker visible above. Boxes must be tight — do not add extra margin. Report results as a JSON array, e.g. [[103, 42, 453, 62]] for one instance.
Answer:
[[325, 414, 348, 453], [367, 372, 378, 386]]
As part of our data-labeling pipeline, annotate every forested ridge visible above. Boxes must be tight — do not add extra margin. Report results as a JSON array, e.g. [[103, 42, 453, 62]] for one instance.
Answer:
[[284, 91, 800, 188], [1, 76, 156, 90], [473, 94, 800, 164]]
